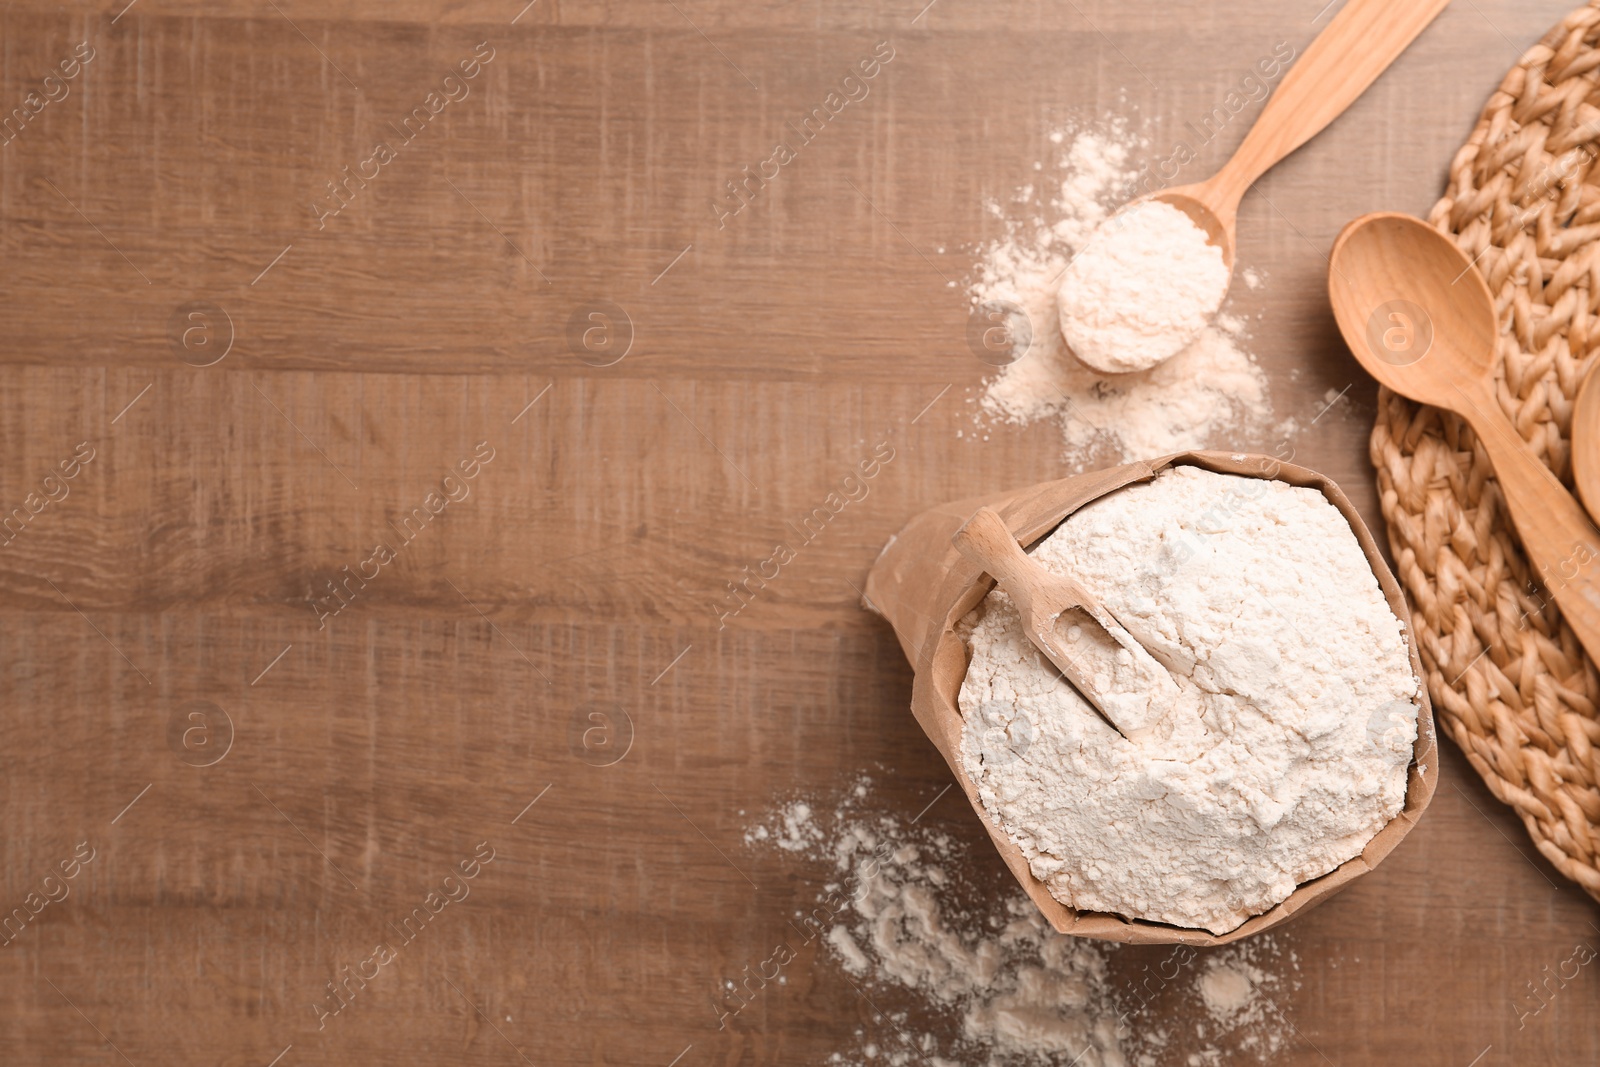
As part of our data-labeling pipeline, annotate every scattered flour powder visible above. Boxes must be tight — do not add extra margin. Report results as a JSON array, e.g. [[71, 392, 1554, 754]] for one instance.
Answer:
[[958, 466, 1419, 934], [1056, 199, 1231, 374], [751, 785, 1127, 1066], [1182, 940, 1300, 1065], [742, 799, 825, 852], [1197, 961, 1257, 1021], [971, 121, 1272, 465], [743, 782, 1306, 1065]]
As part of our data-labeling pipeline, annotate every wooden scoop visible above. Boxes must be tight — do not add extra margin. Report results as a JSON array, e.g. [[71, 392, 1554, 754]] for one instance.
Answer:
[[1151, 0, 1452, 273], [1328, 212, 1600, 664], [952, 507, 1179, 743]]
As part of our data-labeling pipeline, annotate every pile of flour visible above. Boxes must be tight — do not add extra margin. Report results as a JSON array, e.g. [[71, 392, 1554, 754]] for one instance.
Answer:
[[1183, 940, 1299, 1065], [826, 824, 1124, 1065], [958, 465, 1419, 934], [1056, 199, 1231, 374], [748, 785, 1128, 1067], [744, 783, 1307, 1065], [970, 121, 1272, 465]]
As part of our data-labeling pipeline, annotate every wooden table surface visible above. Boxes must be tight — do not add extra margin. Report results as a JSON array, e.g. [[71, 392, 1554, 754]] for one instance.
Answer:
[[2, 0, 1597, 1063]]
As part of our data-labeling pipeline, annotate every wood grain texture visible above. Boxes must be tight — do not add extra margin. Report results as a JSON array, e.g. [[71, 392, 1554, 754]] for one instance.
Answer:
[[1170, 0, 1452, 260], [1, 1, 1597, 1065]]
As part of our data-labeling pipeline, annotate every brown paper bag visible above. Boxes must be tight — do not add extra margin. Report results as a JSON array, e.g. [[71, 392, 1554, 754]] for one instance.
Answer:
[[863, 451, 1437, 945]]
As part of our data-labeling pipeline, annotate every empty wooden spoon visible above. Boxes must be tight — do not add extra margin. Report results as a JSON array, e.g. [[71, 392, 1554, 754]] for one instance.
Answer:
[[1572, 363, 1600, 522], [951, 507, 1178, 743], [1328, 212, 1600, 662], [1062, 0, 1452, 375]]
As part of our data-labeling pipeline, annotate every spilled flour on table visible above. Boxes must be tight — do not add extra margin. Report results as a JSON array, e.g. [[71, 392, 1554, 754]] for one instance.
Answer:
[[1198, 961, 1257, 1021], [968, 118, 1274, 467], [748, 780, 1125, 1066], [744, 799, 825, 853], [1177, 939, 1300, 1066], [745, 780, 1302, 1066]]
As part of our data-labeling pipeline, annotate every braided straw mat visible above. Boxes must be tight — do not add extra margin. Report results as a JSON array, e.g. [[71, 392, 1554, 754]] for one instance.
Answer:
[[1371, 0, 1600, 898]]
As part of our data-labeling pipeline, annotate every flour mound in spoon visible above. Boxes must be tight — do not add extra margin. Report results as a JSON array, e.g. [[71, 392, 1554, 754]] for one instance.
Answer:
[[957, 466, 1419, 934], [972, 122, 1272, 466], [1056, 199, 1231, 374]]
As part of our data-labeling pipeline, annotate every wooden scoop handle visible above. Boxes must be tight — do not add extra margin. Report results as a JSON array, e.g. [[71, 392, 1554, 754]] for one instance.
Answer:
[[952, 508, 1049, 595], [952, 508, 1106, 618], [953, 506, 1120, 629], [1204, 0, 1452, 217], [953, 508, 1175, 743]]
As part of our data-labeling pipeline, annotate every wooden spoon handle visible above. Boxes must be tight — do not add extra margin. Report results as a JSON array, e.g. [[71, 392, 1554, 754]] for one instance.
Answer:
[[1573, 362, 1600, 523], [1206, 0, 1452, 214], [1456, 390, 1600, 659]]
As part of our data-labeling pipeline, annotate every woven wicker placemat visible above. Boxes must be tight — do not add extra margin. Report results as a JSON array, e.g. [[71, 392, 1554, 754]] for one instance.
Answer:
[[1371, 0, 1600, 898]]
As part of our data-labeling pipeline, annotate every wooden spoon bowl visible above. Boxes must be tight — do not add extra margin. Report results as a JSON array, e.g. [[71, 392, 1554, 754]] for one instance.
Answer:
[[1327, 213, 1499, 407]]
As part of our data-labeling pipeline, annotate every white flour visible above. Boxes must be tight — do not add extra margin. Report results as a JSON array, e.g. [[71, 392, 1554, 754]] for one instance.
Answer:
[[1056, 199, 1231, 374], [830, 833, 1123, 1064], [1179, 940, 1298, 1065], [751, 785, 1127, 1067], [1197, 961, 1257, 1021], [971, 121, 1271, 466], [744, 783, 1304, 1066], [958, 466, 1419, 934], [742, 799, 824, 852]]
